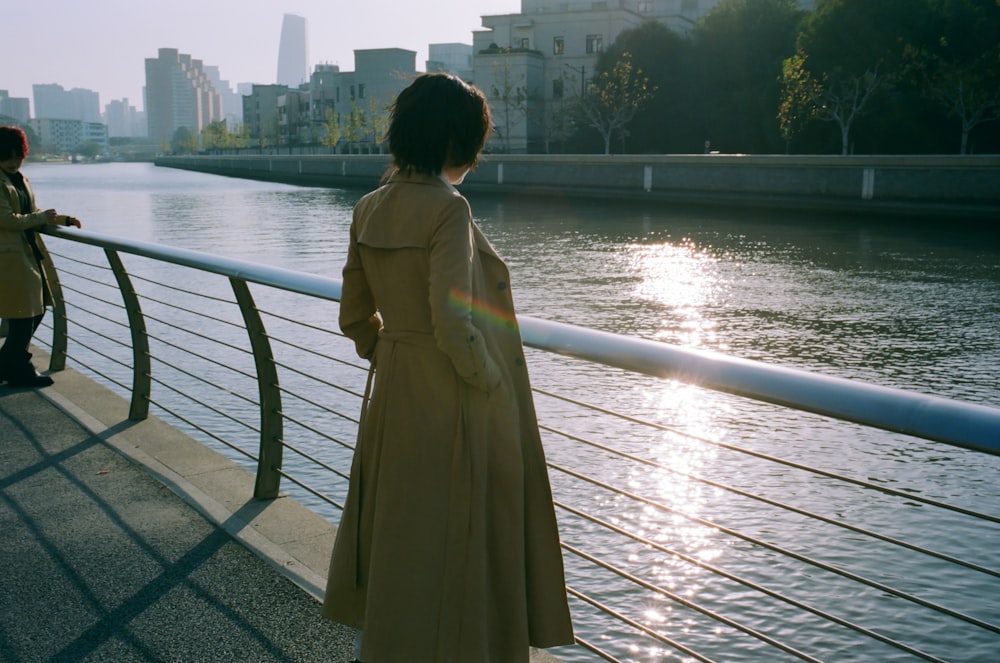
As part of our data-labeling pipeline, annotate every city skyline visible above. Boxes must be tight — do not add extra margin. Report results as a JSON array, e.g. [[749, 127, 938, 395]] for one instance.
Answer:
[[5, 0, 520, 112]]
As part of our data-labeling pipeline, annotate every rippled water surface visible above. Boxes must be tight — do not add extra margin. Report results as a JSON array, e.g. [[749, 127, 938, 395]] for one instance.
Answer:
[[26, 162, 1000, 662]]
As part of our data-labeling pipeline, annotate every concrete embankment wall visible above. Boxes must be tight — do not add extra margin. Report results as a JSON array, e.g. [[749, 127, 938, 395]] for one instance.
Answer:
[[156, 153, 1000, 222]]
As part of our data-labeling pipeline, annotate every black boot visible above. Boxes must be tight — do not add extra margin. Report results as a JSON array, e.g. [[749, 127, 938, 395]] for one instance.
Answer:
[[2, 351, 53, 388]]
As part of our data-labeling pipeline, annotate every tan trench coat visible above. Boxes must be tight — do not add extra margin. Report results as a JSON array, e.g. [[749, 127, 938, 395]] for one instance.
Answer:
[[323, 171, 574, 662], [0, 170, 55, 319]]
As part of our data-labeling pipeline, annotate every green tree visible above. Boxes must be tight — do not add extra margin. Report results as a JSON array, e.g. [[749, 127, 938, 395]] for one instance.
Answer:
[[200, 120, 229, 152], [74, 141, 102, 160], [693, 0, 806, 153], [343, 102, 366, 154], [169, 126, 198, 154], [778, 50, 822, 152], [364, 97, 390, 153], [795, 0, 928, 153], [907, 0, 1000, 153], [590, 21, 691, 153], [230, 122, 250, 149], [578, 52, 655, 154], [321, 108, 341, 151]]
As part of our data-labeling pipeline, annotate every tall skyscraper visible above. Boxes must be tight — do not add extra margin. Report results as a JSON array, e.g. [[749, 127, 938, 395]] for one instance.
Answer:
[[32, 83, 100, 122], [145, 48, 222, 143], [277, 14, 309, 88]]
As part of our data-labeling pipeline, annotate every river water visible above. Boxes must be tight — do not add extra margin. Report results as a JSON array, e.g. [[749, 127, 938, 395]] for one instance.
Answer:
[[25, 162, 1000, 662]]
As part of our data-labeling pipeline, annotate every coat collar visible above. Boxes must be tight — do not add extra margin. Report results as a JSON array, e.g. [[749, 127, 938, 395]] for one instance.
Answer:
[[383, 169, 504, 263]]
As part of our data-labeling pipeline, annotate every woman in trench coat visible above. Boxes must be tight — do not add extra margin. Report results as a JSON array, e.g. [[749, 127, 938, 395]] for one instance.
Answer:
[[322, 74, 574, 662], [0, 125, 81, 387]]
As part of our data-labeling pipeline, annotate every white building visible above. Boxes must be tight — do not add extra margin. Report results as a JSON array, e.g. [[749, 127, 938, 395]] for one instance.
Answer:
[[28, 117, 108, 153], [308, 49, 417, 150], [427, 43, 474, 81], [471, 0, 809, 152]]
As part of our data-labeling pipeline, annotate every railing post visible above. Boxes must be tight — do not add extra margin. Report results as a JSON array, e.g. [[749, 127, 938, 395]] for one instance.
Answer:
[[105, 249, 151, 420], [42, 248, 69, 372], [230, 277, 284, 499]]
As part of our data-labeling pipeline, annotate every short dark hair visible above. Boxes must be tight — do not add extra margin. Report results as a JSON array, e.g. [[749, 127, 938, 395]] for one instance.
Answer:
[[387, 73, 491, 175], [0, 126, 29, 160]]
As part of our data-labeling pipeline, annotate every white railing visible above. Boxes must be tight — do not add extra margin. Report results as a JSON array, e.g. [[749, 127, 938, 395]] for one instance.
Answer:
[[36, 225, 1000, 663]]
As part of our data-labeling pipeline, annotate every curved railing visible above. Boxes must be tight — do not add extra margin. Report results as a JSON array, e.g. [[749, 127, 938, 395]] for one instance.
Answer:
[[36, 225, 1000, 662]]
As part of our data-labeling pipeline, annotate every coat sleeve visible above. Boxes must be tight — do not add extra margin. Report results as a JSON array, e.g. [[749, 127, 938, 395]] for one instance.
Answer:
[[0, 183, 49, 231], [338, 218, 381, 359], [427, 196, 501, 393]]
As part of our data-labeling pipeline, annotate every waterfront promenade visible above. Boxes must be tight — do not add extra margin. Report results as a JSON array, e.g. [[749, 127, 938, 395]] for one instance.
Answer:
[[0, 353, 357, 662], [1, 353, 566, 663]]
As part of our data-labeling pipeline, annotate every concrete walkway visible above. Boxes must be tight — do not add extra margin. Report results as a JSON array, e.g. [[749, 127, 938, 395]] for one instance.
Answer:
[[0, 355, 357, 662]]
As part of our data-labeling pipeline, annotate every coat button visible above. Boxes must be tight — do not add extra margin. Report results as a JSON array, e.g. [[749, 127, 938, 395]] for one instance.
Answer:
[[497, 281, 507, 290], [515, 356, 525, 367]]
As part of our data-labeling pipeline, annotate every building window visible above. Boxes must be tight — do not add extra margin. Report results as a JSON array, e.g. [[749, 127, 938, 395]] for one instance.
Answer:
[[586, 34, 603, 54], [350, 85, 355, 100], [359, 83, 366, 99], [553, 36, 564, 55], [638, 0, 653, 11], [553, 78, 564, 99], [518, 37, 530, 49], [682, 0, 698, 10]]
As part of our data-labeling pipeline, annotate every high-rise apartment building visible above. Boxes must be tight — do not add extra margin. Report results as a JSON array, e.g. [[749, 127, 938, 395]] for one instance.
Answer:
[[104, 98, 145, 138], [277, 14, 309, 88], [32, 83, 101, 122], [0, 90, 30, 123], [145, 48, 223, 144], [204, 65, 244, 125]]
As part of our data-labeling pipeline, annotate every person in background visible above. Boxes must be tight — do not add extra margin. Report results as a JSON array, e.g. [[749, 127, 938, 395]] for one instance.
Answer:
[[0, 125, 81, 387], [322, 73, 574, 662]]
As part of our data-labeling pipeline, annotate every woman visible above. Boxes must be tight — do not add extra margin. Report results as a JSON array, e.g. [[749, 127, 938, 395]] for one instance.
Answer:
[[323, 74, 574, 662], [0, 125, 81, 387]]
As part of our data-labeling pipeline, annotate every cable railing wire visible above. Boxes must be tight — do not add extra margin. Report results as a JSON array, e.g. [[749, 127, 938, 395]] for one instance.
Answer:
[[561, 542, 825, 663], [36, 229, 1000, 662], [566, 586, 714, 663], [534, 386, 1000, 525], [555, 501, 950, 662], [539, 420, 1000, 578], [549, 461, 1000, 636]]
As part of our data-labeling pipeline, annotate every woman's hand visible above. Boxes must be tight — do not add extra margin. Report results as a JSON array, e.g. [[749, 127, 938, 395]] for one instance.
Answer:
[[62, 214, 81, 228]]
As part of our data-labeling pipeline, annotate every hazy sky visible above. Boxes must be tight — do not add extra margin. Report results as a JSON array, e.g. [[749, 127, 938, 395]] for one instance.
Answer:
[[5, 0, 522, 111]]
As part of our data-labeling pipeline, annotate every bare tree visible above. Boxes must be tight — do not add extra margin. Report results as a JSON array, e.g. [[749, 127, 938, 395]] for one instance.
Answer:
[[488, 52, 529, 153], [922, 59, 1000, 154], [577, 52, 655, 155], [810, 66, 881, 155]]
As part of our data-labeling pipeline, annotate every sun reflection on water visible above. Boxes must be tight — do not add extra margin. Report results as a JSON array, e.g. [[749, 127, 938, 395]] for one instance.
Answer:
[[626, 238, 739, 640], [628, 238, 731, 351]]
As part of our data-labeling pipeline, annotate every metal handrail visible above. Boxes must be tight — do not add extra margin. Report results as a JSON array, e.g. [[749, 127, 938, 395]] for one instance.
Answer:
[[35, 227, 1000, 662], [41, 225, 1000, 456]]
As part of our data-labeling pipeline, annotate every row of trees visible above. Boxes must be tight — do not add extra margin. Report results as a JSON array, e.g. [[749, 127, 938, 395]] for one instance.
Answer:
[[173, 0, 998, 157], [167, 97, 392, 156], [570, 0, 1000, 155]]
